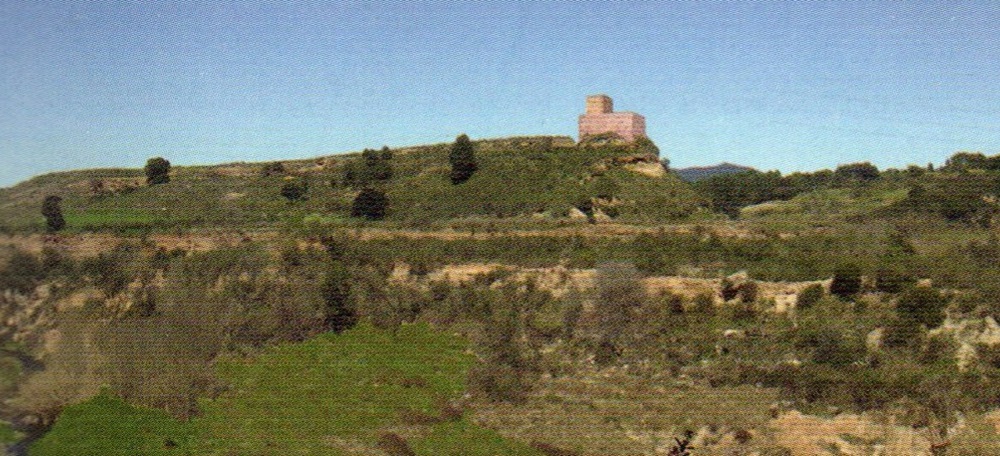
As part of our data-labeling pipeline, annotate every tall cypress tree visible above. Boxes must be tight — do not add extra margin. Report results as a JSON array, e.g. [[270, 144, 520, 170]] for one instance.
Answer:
[[449, 134, 477, 184]]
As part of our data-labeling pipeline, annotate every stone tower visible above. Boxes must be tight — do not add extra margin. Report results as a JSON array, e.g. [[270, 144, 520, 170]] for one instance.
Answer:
[[578, 94, 646, 142], [586, 94, 613, 115]]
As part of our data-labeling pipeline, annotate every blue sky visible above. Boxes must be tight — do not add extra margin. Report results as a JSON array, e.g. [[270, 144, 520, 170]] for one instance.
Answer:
[[2, 1, 999, 187]]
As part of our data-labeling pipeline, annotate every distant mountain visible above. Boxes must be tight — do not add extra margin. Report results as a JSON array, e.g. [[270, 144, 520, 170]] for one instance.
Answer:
[[673, 162, 757, 182]]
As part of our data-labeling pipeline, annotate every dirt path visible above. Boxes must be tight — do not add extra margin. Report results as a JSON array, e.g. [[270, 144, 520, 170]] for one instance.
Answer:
[[1, 222, 768, 259]]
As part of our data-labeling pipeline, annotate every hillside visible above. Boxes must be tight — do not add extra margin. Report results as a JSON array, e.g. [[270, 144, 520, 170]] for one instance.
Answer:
[[0, 136, 699, 233], [7, 148, 1000, 453], [674, 162, 756, 182]]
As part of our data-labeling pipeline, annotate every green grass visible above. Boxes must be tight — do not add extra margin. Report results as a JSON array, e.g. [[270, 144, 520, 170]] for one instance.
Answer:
[[0, 353, 22, 395], [63, 207, 165, 232], [31, 323, 539, 455], [0, 421, 19, 447], [29, 393, 193, 456]]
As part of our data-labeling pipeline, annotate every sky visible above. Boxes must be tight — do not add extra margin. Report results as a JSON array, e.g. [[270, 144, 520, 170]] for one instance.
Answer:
[[2, 1, 999, 187]]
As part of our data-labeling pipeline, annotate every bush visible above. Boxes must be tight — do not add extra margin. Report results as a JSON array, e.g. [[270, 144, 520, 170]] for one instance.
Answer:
[[883, 315, 926, 349], [144, 157, 171, 185], [874, 267, 914, 293], [692, 292, 716, 315], [594, 262, 643, 341], [468, 308, 533, 402], [796, 284, 825, 310], [280, 178, 308, 202], [351, 187, 388, 220], [830, 263, 862, 299], [0, 249, 43, 293], [807, 328, 863, 367], [896, 286, 948, 328], [377, 432, 416, 456], [260, 161, 285, 176], [593, 176, 620, 199], [631, 135, 660, 156]]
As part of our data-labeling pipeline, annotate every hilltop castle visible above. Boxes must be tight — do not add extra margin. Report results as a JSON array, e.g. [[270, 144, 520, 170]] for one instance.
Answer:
[[578, 94, 646, 142]]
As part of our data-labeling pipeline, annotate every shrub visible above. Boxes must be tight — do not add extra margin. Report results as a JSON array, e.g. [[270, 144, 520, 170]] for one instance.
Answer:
[[362, 147, 393, 181], [593, 176, 620, 199], [594, 262, 643, 345], [0, 249, 43, 293], [41, 195, 65, 232], [874, 267, 914, 293], [449, 133, 478, 184], [144, 157, 171, 185], [739, 281, 759, 303], [720, 277, 740, 301], [280, 178, 308, 202], [531, 441, 582, 456], [883, 315, 926, 349], [796, 284, 825, 310], [468, 308, 532, 402], [260, 161, 285, 176], [896, 286, 948, 328], [376, 432, 416, 456], [692, 292, 716, 315], [809, 328, 864, 367], [830, 263, 862, 299], [631, 135, 660, 156], [351, 187, 388, 220]]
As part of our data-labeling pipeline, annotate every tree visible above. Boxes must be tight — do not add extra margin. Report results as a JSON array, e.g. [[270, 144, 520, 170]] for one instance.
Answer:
[[944, 152, 988, 171], [834, 162, 879, 183], [321, 261, 356, 332], [280, 178, 308, 202], [449, 134, 478, 184], [351, 187, 388, 220], [41, 195, 65, 232], [144, 157, 171, 185]]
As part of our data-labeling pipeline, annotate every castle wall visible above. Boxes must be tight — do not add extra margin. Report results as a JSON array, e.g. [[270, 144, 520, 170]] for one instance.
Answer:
[[578, 111, 646, 142]]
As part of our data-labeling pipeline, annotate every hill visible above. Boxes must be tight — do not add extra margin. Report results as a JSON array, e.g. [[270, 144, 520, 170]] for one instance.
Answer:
[[674, 162, 756, 182], [0, 135, 700, 233]]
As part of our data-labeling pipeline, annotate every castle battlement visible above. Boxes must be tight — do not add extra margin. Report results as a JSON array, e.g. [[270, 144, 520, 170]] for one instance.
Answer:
[[578, 95, 646, 142]]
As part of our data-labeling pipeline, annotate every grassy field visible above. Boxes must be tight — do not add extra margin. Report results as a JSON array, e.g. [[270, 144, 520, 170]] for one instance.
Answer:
[[30, 323, 539, 455]]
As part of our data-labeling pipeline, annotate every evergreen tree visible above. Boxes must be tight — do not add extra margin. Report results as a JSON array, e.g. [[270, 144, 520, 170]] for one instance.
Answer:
[[41, 195, 65, 232], [144, 157, 171, 185], [449, 134, 477, 184], [321, 261, 356, 332]]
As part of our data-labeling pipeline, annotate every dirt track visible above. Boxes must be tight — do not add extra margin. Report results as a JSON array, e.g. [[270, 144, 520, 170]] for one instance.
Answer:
[[1, 223, 764, 258]]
